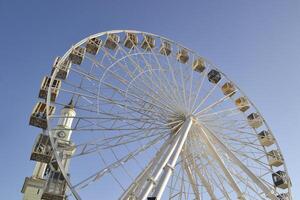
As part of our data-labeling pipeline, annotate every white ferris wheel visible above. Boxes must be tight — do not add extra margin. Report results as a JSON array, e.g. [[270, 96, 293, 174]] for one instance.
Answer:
[[23, 30, 292, 200]]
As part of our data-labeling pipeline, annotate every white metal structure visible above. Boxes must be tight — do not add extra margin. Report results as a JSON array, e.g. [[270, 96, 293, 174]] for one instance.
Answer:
[[23, 30, 292, 200]]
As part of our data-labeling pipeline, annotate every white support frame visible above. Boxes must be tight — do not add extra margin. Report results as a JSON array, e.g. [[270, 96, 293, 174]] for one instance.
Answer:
[[185, 147, 218, 200], [41, 29, 291, 200], [119, 135, 174, 200], [139, 116, 193, 200], [196, 122, 278, 200], [194, 123, 244, 200], [182, 152, 201, 200]]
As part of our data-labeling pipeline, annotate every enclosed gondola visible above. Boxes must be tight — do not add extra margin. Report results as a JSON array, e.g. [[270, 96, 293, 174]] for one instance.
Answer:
[[268, 150, 284, 167], [235, 97, 250, 112], [124, 32, 138, 49], [30, 134, 53, 163], [159, 41, 171, 56], [221, 82, 236, 97], [51, 57, 72, 80], [176, 49, 189, 64], [207, 69, 221, 84], [38, 76, 61, 102], [69, 46, 85, 65], [104, 33, 120, 50], [247, 113, 263, 128], [141, 35, 155, 50], [29, 102, 55, 129], [86, 37, 102, 55], [258, 130, 275, 146], [272, 171, 290, 189], [41, 171, 67, 200], [192, 58, 205, 73]]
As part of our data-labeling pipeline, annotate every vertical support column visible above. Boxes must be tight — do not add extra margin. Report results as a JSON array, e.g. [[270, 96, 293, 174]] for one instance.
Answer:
[[119, 136, 174, 200], [138, 124, 185, 200], [148, 116, 193, 200]]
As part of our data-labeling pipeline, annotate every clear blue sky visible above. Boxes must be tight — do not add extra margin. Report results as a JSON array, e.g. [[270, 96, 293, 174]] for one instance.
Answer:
[[0, 0, 299, 199]]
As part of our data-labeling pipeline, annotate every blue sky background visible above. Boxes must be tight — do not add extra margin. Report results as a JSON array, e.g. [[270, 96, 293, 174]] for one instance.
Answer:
[[0, 0, 299, 199]]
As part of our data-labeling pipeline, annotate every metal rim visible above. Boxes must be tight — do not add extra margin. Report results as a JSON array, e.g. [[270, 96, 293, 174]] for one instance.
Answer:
[[45, 30, 292, 200]]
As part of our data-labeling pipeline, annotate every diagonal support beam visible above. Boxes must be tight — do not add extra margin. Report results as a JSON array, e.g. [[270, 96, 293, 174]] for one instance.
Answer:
[[199, 123, 278, 200], [150, 116, 193, 200], [185, 147, 218, 200], [119, 136, 174, 200], [182, 150, 201, 200], [194, 123, 245, 200]]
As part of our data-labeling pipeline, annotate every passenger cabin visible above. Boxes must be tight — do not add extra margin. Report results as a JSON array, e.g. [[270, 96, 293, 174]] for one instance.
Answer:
[[207, 69, 221, 84], [235, 97, 250, 112], [192, 58, 206, 73], [141, 35, 155, 50], [29, 102, 55, 129], [176, 49, 189, 64], [86, 37, 101, 55], [41, 171, 67, 200], [159, 41, 171, 56], [30, 134, 53, 163], [221, 82, 236, 97], [69, 46, 85, 65], [277, 193, 289, 200], [268, 150, 284, 167], [104, 33, 120, 50], [39, 76, 61, 102], [258, 130, 275, 146], [51, 57, 71, 80], [124, 32, 138, 49], [272, 171, 290, 189], [247, 113, 263, 128]]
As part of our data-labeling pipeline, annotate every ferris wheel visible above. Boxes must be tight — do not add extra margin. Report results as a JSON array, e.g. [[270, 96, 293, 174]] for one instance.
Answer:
[[22, 30, 292, 200]]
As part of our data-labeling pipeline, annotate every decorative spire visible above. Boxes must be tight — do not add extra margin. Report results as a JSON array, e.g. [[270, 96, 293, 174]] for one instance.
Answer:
[[64, 98, 74, 109]]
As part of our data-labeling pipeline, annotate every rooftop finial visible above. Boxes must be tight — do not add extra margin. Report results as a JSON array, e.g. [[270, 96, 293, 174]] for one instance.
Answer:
[[65, 98, 74, 109]]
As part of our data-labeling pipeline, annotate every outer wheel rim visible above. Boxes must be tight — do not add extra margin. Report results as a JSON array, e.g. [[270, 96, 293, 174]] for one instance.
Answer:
[[45, 30, 292, 200]]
